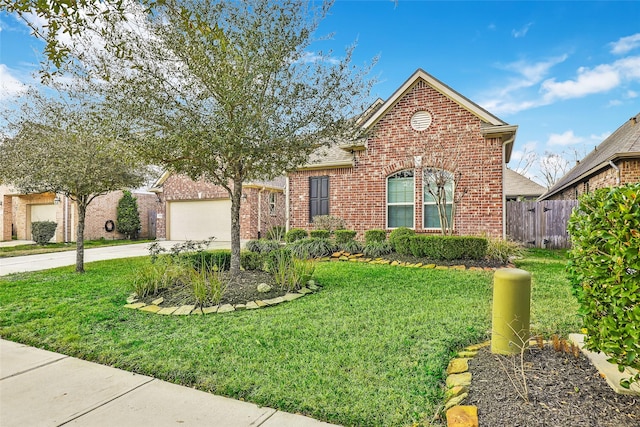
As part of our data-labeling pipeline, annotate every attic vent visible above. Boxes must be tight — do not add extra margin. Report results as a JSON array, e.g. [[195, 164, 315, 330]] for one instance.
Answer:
[[410, 110, 433, 131]]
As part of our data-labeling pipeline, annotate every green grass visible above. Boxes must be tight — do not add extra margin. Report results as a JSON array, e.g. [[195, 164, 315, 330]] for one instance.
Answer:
[[0, 249, 579, 426], [0, 239, 154, 258]]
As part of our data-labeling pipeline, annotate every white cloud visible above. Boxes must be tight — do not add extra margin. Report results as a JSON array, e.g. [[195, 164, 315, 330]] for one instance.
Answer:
[[541, 56, 640, 101], [298, 51, 340, 65], [0, 64, 28, 100], [547, 130, 584, 146], [627, 90, 638, 98], [589, 132, 611, 143], [610, 33, 640, 55], [512, 22, 533, 38]]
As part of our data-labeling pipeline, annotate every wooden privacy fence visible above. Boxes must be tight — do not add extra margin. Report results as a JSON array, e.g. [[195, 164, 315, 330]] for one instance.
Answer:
[[506, 200, 579, 249]]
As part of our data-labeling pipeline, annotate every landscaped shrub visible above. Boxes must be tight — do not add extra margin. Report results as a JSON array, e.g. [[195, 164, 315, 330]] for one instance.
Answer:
[[265, 247, 294, 273], [285, 228, 308, 243], [363, 241, 393, 258], [334, 229, 357, 244], [266, 225, 285, 241], [486, 237, 524, 264], [365, 229, 387, 244], [289, 237, 335, 259], [389, 227, 415, 255], [116, 190, 141, 239], [409, 235, 488, 260], [184, 249, 232, 271], [31, 221, 57, 245], [240, 251, 263, 271], [189, 261, 227, 307], [567, 184, 640, 388], [310, 229, 331, 239], [311, 215, 345, 233], [245, 239, 280, 254], [338, 240, 363, 254]]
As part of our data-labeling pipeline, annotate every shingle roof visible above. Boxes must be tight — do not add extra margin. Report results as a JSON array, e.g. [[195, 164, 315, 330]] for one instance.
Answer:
[[540, 112, 640, 200], [504, 168, 546, 198]]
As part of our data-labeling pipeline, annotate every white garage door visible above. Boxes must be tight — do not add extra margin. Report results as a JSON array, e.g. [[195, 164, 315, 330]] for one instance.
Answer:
[[168, 200, 232, 241], [30, 204, 57, 242]]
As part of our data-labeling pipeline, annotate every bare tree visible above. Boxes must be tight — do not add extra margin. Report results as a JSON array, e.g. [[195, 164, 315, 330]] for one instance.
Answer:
[[538, 151, 572, 189]]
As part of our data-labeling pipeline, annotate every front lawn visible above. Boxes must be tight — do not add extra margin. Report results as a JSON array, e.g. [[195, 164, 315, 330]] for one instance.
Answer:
[[0, 250, 580, 426]]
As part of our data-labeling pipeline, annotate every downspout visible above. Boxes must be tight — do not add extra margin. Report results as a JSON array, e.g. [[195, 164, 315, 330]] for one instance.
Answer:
[[258, 187, 266, 239], [502, 133, 516, 240], [285, 176, 290, 232], [63, 195, 68, 242], [609, 161, 621, 185]]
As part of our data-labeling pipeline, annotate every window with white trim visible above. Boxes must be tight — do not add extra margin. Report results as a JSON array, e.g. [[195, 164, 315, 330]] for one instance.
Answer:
[[269, 192, 277, 216], [423, 168, 454, 229], [387, 170, 415, 228]]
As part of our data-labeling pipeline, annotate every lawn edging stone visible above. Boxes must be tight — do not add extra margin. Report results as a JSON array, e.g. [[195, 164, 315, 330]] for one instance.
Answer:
[[444, 341, 489, 427], [124, 281, 322, 316]]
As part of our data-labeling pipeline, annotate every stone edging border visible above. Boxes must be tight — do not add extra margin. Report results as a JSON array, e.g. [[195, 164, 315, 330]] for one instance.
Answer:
[[124, 282, 321, 316], [443, 341, 488, 427], [123, 251, 507, 316]]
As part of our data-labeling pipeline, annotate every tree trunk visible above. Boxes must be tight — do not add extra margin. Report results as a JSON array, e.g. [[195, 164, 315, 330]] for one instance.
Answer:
[[76, 199, 87, 273], [229, 178, 243, 275]]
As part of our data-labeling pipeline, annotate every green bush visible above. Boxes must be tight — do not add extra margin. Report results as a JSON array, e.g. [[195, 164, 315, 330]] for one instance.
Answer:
[[311, 215, 345, 233], [409, 235, 488, 260], [365, 229, 387, 244], [266, 225, 285, 241], [567, 184, 640, 388], [389, 227, 415, 255], [116, 190, 141, 239], [334, 229, 357, 244], [265, 247, 294, 273], [245, 239, 280, 254], [338, 240, 363, 254], [183, 249, 231, 271], [486, 237, 524, 264], [288, 238, 335, 259], [31, 221, 57, 245], [363, 241, 393, 258], [310, 229, 331, 239], [240, 251, 264, 271], [285, 228, 308, 243]]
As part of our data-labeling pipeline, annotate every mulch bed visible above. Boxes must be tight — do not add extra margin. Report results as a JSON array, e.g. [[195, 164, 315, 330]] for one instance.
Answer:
[[466, 345, 640, 426]]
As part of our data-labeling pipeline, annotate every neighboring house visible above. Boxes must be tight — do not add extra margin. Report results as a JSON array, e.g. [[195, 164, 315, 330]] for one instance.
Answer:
[[0, 185, 157, 242], [540, 112, 640, 200], [286, 69, 518, 238], [150, 172, 285, 241], [504, 168, 546, 201]]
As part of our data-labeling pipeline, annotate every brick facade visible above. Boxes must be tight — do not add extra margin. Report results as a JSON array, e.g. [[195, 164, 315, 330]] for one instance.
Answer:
[[288, 77, 509, 238], [155, 174, 285, 240], [0, 189, 157, 242], [547, 159, 640, 200]]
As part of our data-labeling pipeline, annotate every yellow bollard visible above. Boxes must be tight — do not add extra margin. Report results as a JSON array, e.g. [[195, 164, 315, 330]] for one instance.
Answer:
[[491, 268, 531, 355]]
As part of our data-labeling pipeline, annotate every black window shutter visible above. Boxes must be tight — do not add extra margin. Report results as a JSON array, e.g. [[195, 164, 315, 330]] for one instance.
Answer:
[[309, 176, 329, 221]]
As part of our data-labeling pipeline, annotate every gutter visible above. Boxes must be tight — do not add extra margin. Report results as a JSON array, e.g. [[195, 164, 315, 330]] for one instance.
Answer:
[[257, 187, 266, 239], [609, 161, 621, 185]]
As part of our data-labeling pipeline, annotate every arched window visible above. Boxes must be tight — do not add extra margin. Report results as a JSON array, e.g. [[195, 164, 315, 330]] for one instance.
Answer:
[[387, 170, 414, 228], [423, 168, 454, 229]]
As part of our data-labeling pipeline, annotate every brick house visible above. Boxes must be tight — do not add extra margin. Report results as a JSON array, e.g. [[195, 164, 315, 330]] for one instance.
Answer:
[[0, 185, 157, 242], [540, 112, 640, 200], [286, 69, 518, 238], [150, 172, 285, 241]]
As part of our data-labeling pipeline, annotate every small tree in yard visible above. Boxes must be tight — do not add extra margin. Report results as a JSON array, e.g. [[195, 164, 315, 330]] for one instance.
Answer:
[[117, 190, 141, 239], [0, 86, 148, 273], [567, 184, 640, 388], [53, 0, 374, 276]]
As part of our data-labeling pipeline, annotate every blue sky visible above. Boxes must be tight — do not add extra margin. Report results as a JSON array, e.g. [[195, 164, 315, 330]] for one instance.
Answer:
[[1, 1, 639, 184]]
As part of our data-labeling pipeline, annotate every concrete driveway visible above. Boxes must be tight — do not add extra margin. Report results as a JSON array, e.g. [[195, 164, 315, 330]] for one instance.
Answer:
[[0, 240, 233, 276]]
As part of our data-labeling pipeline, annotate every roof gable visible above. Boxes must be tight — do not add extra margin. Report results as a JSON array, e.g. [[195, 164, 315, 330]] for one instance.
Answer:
[[505, 168, 546, 198], [541, 112, 640, 199], [361, 69, 507, 129]]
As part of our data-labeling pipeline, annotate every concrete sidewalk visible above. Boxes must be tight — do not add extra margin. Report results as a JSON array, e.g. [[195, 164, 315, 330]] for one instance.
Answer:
[[0, 240, 233, 276], [0, 339, 338, 427]]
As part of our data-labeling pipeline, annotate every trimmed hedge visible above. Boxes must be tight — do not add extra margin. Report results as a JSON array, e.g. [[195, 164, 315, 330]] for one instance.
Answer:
[[31, 221, 57, 245], [567, 184, 640, 388], [183, 249, 232, 271], [364, 229, 386, 244], [408, 235, 488, 260], [389, 227, 415, 255], [310, 229, 331, 239], [285, 228, 308, 243], [334, 229, 357, 244], [240, 251, 264, 271]]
